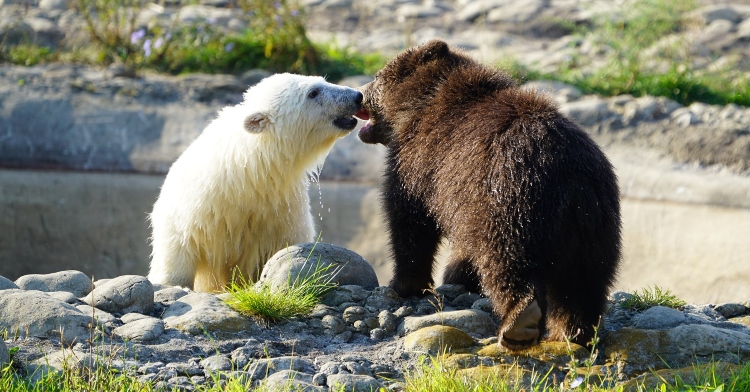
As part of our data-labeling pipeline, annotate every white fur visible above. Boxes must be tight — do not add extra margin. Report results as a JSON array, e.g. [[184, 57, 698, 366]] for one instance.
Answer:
[[148, 73, 361, 292]]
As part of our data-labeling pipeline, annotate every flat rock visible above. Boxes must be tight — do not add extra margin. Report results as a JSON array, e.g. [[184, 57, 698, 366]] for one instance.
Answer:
[[400, 309, 497, 337], [262, 369, 321, 391], [560, 98, 613, 126], [603, 324, 750, 377], [257, 243, 379, 291], [154, 286, 189, 303], [15, 270, 92, 297], [247, 356, 315, 380], [632, 306, 687, 329], [326, 373, 382, 392], [82, 275, 153, 315], [162, 292, 253, 335], [113, 317, 164, 342], [0, 289, 91, 345], [404, 325, 475, 355]]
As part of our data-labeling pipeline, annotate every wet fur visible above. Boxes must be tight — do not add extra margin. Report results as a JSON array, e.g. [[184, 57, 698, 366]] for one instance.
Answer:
[[149, 73, 362, 292], [359, 40, 621, 348]]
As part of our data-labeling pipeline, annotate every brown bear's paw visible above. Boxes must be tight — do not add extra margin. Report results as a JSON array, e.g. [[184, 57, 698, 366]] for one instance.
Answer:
[[499, 299, 542, 351], [388, 278, 433, 298]]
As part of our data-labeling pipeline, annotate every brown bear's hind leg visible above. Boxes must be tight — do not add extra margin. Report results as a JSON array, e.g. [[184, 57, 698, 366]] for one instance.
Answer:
[[501, 299, 543, 350], [442, 256, 481, 294]]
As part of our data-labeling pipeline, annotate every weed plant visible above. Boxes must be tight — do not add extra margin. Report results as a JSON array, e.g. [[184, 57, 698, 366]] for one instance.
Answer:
[[621, 286, 687, 311], [66, 0, 382, 78], [224, 255, 340, 323]]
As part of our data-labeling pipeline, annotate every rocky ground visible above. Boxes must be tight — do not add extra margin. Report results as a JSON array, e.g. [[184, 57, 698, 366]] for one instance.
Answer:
[[2, 244, 750, 391], [2, 0, 750, 389]]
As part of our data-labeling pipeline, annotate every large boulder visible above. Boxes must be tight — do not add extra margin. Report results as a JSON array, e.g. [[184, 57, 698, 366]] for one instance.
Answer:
[[15, 270, 92, 297], [257, 243, 379, 291], [0, 289, 92, 345], [81, 275, 153, 315]]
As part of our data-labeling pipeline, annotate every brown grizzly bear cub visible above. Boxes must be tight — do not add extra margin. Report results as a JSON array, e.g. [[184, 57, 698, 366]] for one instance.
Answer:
[[355, 40, 621, 350]]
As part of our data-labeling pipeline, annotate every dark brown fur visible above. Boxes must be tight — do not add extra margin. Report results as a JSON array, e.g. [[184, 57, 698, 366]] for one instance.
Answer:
[[358, 40, 621, 349]]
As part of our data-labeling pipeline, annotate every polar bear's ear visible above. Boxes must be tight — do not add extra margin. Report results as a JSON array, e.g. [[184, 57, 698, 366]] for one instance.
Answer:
[[243, 112, 269, 133]]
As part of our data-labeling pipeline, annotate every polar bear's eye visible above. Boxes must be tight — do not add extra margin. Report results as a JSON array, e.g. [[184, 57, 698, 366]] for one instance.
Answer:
[[307, 89, 320, 99]]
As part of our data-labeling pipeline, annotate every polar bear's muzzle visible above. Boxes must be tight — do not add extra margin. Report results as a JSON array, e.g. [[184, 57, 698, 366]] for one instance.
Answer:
[[332, 90, 364, 131]]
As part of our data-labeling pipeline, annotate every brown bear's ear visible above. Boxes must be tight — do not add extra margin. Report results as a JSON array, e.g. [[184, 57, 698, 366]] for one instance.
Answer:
[[416, 40, 450, 64], [243, 112, 268, 133]]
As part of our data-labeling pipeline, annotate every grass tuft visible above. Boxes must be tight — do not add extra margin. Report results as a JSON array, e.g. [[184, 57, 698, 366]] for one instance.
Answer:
[[224, 255, 340, 323], [621, 286, 687, 312]]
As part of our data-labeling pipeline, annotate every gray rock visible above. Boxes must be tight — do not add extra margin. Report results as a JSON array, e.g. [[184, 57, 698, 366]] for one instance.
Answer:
[[604, 324, 750, 377], [326, 373, 382, 392], [322, 285, 371, 307], [113, 317, 164, 342], [378, 310, 397, 333], [487, 0, 545, 23], [76, 304, 118, 326], [396, 4, 443, 20], [393, 306, 413, 319], [48, 291, 77, 303], [263, 369, 322, 391], [715, 303, 748, 319], [26, 350, 99, 384], [162, 292, 253, 335], [560, 98, 613, 126], [313, 372, 327, 385], [0, 340, 8, 369], [452, 292, 482, 308], [257, 243, 378, 291], [154, 287, 189, 303], [247, 356, 315, 381], [200, 354, 233, 372], [15, 270, 92, 297], [121, 312, 150, 323], [39, 0, 67, 10], [322, 315, 346, 334], [622, 96, 682, 125], [400, 309, 497, 337], [333, 330, 353, 343], [670, 107, 700, 127], [0, 289, 92, 345], [632, 306, 686, 329], [435, 284, 467, 300], [342, 306, 366, 323], [370, 328, 385, 340], [166, 361, 203, 377], [24, 17, 64, 48], [138, 361, 164, 374], [365, 286, 399, 309], [471, 297, 493, 313], [0, 276, 19, 290], [82, 275, 153, 314], [456, 0, 509, 22]]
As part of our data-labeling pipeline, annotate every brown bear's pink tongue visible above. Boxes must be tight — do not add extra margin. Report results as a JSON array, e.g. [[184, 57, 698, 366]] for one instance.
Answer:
[[354, 109, 370, 121]]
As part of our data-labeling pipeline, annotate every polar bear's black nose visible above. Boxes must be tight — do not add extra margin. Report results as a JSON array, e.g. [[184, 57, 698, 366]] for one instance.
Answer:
[[355, 92, 363, 106]]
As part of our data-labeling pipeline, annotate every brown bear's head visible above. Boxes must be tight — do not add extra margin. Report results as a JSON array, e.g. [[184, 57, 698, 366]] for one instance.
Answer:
[[355, 39, 507, 147], [354, 40, 463, 146]]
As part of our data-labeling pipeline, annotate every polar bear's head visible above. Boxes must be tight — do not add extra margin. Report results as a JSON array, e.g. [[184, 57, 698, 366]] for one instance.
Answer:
[[240, 73, 364, 143]]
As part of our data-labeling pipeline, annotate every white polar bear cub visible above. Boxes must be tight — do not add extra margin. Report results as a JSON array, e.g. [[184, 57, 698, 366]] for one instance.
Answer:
[[148, 73, 364, 292]]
